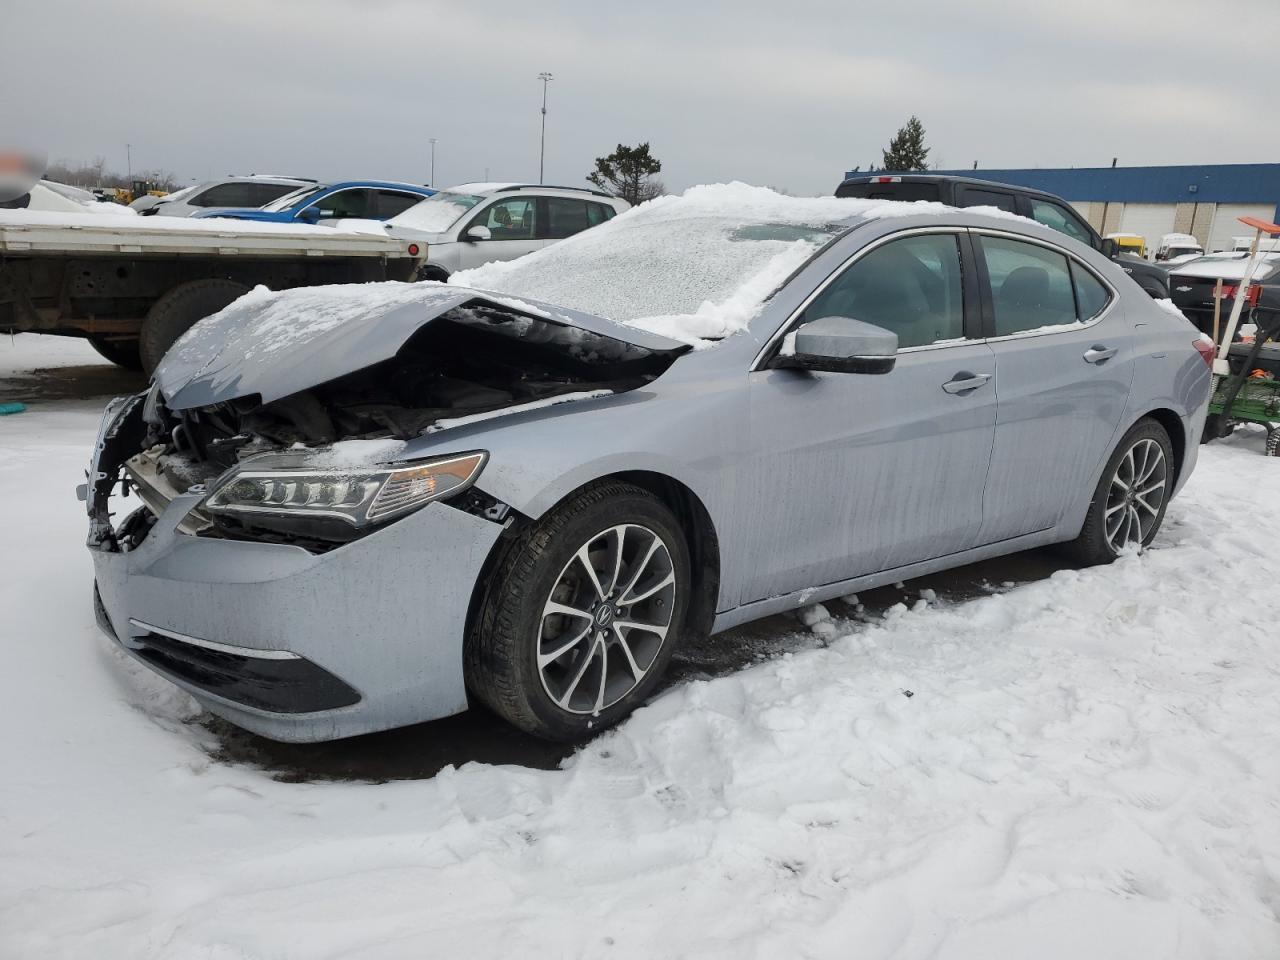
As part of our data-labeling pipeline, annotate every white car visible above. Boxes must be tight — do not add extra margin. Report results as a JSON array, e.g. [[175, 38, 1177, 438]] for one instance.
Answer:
[[384, 183, 629, 280]]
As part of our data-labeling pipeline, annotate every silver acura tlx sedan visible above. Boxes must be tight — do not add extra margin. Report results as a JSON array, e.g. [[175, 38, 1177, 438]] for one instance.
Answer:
[[83, 188, 1213, 742]]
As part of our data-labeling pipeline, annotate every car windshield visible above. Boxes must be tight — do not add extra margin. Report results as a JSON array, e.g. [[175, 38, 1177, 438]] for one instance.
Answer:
[[390, 191, 485, 232], [262, 185, 323, 212], [450, 184, 865, 342]]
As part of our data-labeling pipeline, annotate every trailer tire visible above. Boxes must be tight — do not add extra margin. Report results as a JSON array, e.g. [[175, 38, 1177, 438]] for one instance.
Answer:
[[88, 336, 143, 371], [140, 279, 250, 373]]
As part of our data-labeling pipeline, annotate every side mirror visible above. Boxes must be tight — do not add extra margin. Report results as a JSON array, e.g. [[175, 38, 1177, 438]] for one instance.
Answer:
[[464, 224, 492, 242], [298, 206, 322, 224], [1100, 238, 1118, 258], [772, 316, 898, 374]]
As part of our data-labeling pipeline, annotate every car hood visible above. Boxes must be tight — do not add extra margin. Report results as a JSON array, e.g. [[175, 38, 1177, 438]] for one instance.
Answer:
[[154, 282, 691, 410], [191, 208, 289, 222]]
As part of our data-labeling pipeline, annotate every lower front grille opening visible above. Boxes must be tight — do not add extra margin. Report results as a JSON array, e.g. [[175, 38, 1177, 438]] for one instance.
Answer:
[[133, 631, 361, 715]]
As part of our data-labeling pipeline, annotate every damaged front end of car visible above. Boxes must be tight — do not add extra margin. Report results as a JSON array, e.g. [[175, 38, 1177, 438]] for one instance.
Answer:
[[84, 291, 687, 554], [80, 288, 689, 740]]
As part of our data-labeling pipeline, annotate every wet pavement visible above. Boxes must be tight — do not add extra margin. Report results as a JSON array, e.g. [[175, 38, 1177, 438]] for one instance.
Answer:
[[7, 353, 1078, 782], [0, 356, 146, 406]]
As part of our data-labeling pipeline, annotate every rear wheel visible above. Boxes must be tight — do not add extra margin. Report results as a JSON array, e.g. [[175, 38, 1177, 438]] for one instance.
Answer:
[[88, 336, 143, 371], [466, 481, 690, 741], [1067, 418, 1173, 565], [139, 278, 250, 373]]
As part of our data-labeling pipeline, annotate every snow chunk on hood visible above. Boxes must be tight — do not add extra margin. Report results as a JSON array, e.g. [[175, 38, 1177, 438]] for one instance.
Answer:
[[453, 182, 990, 347]]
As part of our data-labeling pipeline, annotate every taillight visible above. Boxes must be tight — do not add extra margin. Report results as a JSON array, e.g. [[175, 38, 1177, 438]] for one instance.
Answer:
[[1193, 337, 1215, 367], [407, 242, 420, 257], [1220, 283, 1261, 305], [870, 175, 902, 184]]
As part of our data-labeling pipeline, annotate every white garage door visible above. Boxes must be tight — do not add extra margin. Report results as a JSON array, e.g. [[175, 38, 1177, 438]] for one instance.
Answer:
[[1207, 204, 1278, 253], [1117, 204, 1176, 254]]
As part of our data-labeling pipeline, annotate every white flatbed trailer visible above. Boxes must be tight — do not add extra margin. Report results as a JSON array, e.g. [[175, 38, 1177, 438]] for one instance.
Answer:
[[0, 209, 425, 371]]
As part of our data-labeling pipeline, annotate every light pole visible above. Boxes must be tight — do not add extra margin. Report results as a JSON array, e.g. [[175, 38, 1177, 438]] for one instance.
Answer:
[[537, 72, 553, 184], [126, 143, 132, 184], [429, 138, 438, 187]]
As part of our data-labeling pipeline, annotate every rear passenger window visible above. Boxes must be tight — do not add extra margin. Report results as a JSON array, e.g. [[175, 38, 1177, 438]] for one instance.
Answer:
[[586, 202, 614, 226], [1071, 262, 1111, 320], [804, 233, 965, 349], [245, 182, 301, 206], [377, 190, 422, 218], [958, 188, 1018, 213], [545, 198, 596, 239], [980, 236, 1077, 335]]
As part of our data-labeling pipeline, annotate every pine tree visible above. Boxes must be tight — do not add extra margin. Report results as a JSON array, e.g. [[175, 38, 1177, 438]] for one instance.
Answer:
[[586, 143, 664, 206], [880, 116, 930, 172]]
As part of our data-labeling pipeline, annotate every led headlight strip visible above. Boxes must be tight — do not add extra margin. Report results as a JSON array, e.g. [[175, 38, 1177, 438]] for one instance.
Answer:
[[201, 451, 487, 528]]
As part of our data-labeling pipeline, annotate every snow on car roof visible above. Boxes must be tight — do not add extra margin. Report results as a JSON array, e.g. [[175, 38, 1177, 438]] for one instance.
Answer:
[[446, 182, 521, 194], [453, 182, 1009, 345]]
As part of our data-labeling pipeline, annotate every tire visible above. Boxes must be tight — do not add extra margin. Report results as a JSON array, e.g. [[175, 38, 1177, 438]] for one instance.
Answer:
[[139, 279, 250, 374], [414, 265, 450, 283], [1066, 417, 1174, 566], [466, 481, 691, 741], [88, 336, 143, 371], [1267, 430, 1280, 457]]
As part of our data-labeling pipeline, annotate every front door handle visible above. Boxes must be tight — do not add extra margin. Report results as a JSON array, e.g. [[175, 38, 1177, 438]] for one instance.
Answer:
[[1083, 345, 1118, 364], [941, 372, 992, 395]]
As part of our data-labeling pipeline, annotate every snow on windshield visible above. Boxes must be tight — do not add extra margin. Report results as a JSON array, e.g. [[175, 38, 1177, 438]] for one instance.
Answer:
[[390, 191, 485, 233], [452, 182, 955, 345]]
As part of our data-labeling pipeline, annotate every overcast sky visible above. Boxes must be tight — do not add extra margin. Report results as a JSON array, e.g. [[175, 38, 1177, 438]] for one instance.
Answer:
[[6, 0, 1280, 196]]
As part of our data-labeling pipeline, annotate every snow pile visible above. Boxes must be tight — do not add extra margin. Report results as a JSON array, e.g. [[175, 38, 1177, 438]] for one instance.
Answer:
[[3, 353, 1280, 958], [454, 182, 1000, 346]]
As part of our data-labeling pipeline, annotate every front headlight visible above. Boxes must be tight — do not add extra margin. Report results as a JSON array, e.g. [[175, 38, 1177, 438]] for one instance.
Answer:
[[199, 451, 487, 540]]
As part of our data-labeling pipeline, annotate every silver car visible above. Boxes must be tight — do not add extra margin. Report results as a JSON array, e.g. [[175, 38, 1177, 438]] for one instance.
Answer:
[[83, 196, 1212, 742], [137, 176, 312, 217]]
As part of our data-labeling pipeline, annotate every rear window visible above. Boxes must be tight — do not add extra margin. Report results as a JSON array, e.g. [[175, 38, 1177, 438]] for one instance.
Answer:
[[835, 181, 941, 202]]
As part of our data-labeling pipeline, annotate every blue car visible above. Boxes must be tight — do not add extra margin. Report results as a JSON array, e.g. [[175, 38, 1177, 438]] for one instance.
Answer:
[[193, 180, 435, 225]]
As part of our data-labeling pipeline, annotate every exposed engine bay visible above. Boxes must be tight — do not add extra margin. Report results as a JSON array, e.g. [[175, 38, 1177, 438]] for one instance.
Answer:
[[86, 302, 681, 551]]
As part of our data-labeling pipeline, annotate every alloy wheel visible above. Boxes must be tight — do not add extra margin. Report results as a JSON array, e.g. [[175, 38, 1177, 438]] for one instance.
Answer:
[[538, 523, 677, 714], [1104, 437, 1167, 552]]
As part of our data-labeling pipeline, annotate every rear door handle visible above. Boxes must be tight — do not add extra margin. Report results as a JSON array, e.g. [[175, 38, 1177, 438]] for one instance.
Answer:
[[1083, 345, 1118, 364], [941, 372, 992, 395]]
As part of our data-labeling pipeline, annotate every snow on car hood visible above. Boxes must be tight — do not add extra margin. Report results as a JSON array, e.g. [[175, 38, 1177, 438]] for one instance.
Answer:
[[153, 281, 689, 410]]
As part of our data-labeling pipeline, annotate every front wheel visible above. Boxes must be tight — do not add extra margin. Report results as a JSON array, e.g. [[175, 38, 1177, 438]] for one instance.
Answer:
[[139, 278, 250, 374], [466, 481, 690, 741], [1066, 417, 1174, 565]]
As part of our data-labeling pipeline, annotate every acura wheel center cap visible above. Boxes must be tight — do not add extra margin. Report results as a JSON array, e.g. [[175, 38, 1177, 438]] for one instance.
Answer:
[[594, 604, 616, 627]]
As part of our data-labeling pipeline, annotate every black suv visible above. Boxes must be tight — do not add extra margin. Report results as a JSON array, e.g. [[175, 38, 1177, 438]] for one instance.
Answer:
[[835, 174, 1170, 299]]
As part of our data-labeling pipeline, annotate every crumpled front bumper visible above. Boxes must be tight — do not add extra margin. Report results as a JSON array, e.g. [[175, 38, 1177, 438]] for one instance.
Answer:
[[86, 401, 505, 743]]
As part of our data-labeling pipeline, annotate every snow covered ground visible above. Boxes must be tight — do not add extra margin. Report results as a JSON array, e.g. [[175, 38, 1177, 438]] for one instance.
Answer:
[[2, 334, 1279, 958]]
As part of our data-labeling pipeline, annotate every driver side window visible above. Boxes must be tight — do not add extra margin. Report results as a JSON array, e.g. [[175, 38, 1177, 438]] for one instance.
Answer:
[[803, 233, 965, 349], [467, 198, 537, 240]]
